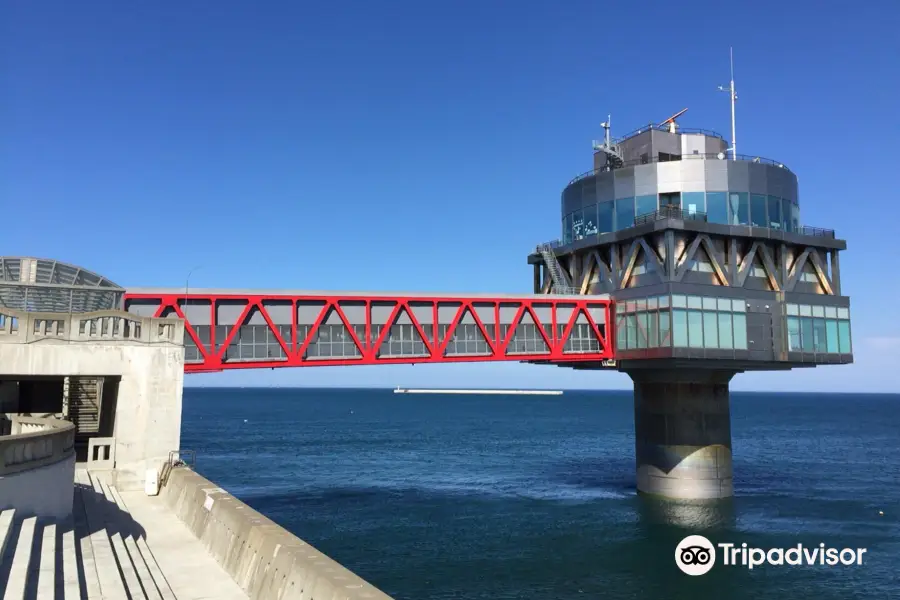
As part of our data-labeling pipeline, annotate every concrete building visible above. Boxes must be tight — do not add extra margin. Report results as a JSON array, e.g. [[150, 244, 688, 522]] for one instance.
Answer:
[[0, 258, 184, 495], [0, 257, 393, 599], [528, 117, 852, 500]]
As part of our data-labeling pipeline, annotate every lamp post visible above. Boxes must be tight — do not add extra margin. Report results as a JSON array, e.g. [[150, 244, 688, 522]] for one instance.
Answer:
[[185, 265, 203, 302]]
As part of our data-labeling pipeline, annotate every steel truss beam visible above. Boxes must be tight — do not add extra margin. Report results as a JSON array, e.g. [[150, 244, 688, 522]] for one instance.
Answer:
[[123, 292, 614, 373], [541, 231, 841, 295]]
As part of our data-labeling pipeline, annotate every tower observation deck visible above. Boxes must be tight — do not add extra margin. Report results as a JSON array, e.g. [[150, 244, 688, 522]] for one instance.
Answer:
[[527, 114, 852, 499]]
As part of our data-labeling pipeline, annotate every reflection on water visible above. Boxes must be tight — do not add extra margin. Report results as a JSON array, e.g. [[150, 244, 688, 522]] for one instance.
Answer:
[[638, 495, 736, 530]]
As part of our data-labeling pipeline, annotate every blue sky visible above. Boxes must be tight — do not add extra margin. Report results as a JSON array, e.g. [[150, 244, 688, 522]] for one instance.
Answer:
[[2, 1, 897, 392]]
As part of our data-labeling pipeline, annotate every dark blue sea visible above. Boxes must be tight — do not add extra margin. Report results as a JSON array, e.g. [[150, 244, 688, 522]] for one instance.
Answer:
[[180, 388, 900, 599]]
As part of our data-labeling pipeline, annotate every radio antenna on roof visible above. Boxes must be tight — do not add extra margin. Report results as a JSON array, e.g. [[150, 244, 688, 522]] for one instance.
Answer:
[[718, 46, 738, 159]]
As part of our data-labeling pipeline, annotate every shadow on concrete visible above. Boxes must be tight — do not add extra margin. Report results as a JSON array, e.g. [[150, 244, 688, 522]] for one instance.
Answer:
[[0, 477, 168, 600]]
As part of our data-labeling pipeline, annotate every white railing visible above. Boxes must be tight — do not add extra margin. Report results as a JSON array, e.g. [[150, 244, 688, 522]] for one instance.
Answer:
[[0, 308, 184, 345]]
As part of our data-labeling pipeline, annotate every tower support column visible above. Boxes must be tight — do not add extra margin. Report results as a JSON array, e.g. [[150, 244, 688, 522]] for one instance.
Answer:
[[629, 369, 736, 500]]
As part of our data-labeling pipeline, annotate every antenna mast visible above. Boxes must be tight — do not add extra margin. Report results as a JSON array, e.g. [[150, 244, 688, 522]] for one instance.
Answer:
[[718, 47, 738, 159]]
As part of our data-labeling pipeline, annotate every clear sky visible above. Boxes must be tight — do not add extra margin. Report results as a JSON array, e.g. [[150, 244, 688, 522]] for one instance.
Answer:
[[2, 1, 897, 393]]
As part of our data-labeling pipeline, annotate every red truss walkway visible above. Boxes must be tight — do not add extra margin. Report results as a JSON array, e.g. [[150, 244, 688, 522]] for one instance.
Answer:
[[123, 290, 614, 373]]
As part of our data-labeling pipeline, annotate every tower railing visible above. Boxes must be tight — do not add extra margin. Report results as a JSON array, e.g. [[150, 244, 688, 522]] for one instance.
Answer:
[[634, 206, 709, 226], [569, 152, 792, 184]]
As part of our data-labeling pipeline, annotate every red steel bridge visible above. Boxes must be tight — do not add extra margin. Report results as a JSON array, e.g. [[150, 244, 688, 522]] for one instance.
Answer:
[[123, 289, 614, 373]]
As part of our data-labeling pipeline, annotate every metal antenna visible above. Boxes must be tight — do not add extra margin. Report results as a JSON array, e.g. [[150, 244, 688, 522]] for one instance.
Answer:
[[718, 47, 737, 159]]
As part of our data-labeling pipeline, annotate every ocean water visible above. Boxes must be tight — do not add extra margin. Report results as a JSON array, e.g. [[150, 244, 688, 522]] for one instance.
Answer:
[[181, 387, 900, 599]]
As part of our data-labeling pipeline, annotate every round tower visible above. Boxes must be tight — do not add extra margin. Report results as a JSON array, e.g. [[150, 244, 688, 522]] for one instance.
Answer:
[[527, 115, 852, 500]]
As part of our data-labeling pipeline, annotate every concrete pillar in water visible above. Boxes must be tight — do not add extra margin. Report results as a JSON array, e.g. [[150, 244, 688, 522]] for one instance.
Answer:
[[630, 369, 735, 500]]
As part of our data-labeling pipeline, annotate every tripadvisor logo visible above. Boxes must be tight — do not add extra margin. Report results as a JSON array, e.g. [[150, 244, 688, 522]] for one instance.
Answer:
[[675, 535, 868, 575]]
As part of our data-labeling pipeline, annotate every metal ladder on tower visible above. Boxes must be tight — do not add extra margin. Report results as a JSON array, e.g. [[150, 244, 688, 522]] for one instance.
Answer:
[[538, 243, 578, 295]]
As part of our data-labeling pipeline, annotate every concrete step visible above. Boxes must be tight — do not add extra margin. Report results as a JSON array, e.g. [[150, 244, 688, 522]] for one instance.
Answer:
[[2, 515, 36, 600], [76, 470, 129, 599], [61, 526, 80, 599], [0, 510, 14, 561], [36, 522, 56, 600], [106, 485, 172, 600]]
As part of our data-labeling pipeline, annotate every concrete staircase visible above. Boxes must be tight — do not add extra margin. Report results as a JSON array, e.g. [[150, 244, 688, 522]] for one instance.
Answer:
[[0, 472, 177, 599]]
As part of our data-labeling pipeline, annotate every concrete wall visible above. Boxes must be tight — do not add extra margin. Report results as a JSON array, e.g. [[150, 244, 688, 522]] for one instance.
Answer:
[[0, 453, 75, 519], [160, 466, 394, 600], [0, 416, 76, 519], [0, 341, 184, 492]]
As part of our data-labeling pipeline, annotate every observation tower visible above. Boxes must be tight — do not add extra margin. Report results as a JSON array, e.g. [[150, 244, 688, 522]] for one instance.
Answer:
[[527, 109, 852, 500]]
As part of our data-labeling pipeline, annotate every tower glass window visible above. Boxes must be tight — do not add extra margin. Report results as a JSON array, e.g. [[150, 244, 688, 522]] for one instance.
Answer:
[[636, 195, 657, 217], [729, 192, 750, 226], [615, 197, 635, 231], [583, 205, 598, 235], [706, 192, 728, 224], [781, 199, 792, 232], [597, 201, 614, 234], [572, 209, 585, 240], [767, 195, 782, 230], [750, 194, 767, 227], [681, 192, 705, 216]]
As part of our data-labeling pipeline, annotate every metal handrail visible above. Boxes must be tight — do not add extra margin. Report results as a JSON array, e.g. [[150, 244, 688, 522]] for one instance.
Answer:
[[541, 208, 837, 251], [611, 125, 726, 144], [535, 239, 564, 253], [569, 152, 792, 185], [634, 206, 708, 226], [797, 226, 836, 239]]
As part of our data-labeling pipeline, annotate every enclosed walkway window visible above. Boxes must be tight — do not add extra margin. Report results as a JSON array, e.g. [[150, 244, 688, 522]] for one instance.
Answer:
[[785, 303, 851, 354], [671, 294, 747, 350], [616, 294, 747, 352]]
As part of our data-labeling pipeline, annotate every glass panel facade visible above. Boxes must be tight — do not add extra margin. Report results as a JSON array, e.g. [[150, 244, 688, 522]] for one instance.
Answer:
[[838, 321, 851, 353], [572, 209, 584, 240], [750, 194, 767, 227], [729, 192, 749, 225], [785, 303, 851, 355], [597, 201, 614, 234], [707, 192, 728, 224], [767, 195, 782, 230], [681, 192, 706, 216], [703, 312, 719, 348], [583, 205, 598, 235], [687, 310, 703, 348], [787, 317, 801, 351], [718, 312, 733, 348], [733, 314, 747, 349], [561, 190, 800, 244], [636, 195, 657, 217], [617, 294, 747, 350], [672, 309, 688, 347], [616, 197, 635, 231]]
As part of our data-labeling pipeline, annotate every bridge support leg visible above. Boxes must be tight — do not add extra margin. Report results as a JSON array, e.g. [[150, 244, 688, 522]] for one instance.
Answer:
[[629, 369, 735, 500]]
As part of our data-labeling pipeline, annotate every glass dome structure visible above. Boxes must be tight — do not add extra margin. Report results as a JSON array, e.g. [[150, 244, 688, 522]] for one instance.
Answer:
[[0, 257, 124, 312]]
